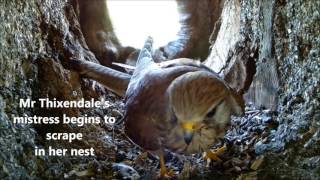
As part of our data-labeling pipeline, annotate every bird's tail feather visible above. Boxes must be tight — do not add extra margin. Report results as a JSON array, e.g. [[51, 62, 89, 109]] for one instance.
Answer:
[[135, 36, 154, 71], [69, 58, 131, 97]]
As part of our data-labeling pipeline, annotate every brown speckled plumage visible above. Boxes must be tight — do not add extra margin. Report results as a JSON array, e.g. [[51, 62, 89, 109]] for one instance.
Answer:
[[70, 37, 244, 156]]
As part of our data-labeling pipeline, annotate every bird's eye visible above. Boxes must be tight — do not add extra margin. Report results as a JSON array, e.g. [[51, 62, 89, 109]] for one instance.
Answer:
[[206, 107, 216, 118]]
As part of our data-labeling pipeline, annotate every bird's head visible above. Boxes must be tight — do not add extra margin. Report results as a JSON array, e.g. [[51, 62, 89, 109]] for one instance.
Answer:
[[167, 71, 243, 153]]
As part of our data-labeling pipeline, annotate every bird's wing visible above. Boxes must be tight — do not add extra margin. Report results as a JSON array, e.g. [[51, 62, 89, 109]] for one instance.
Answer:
[[68, 59, 131, 97], [126, 37, 159, 96], [111, 58, 206, 72], [159, 58, 219, 75], [134, 36, 156, 73], [124, 65, 204, 151], [159, 58, 201, 68]]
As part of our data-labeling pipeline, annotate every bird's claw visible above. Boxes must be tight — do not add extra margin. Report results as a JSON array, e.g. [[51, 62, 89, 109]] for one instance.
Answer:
[[160, 167, 174, 179], [159, 154, 175, 179], [203, 145, 227, 165]]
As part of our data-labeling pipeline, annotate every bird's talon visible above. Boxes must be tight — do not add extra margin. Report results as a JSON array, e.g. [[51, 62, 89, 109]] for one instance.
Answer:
[[203, 145, 227, 164], [159, 165, 174, 179], [159, 154, 175, 178], [160, 168, 174, 178]]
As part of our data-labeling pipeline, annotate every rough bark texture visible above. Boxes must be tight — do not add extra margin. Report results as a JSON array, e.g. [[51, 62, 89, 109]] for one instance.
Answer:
[[204, 0, 241, 72], [76, 0, 118, 67], [0, 0, 319, 179], [206, 0, 320, 178], [254, 0, 319, 178], [74, 0, 135, 69], [164, 0, 225, 60], [0, 1, 121, 178]]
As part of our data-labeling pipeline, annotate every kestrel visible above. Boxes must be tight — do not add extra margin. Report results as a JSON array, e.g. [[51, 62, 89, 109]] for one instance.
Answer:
[[70, 37, 244, 177]]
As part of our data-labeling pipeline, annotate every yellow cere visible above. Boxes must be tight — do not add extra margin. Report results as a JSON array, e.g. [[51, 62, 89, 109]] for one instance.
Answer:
[[181, 122, 200, 131]]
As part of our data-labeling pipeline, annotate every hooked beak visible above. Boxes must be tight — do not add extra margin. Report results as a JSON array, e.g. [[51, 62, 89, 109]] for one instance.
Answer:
[[181, 122, 198, 145], [184, 131, 193, 145]]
